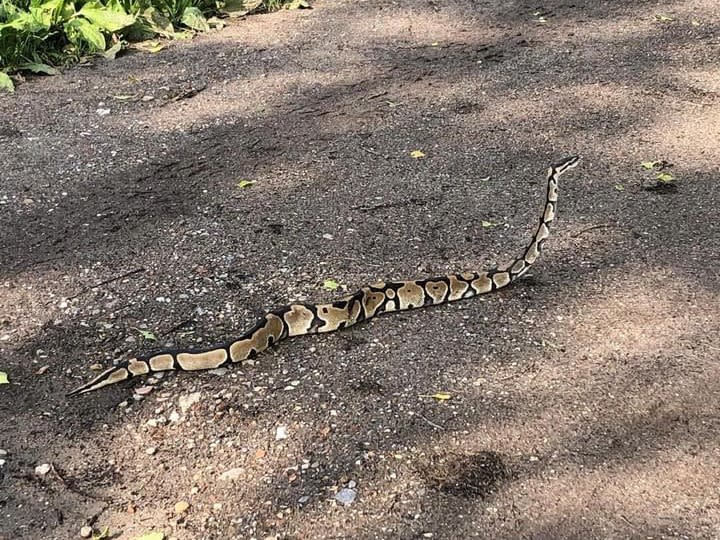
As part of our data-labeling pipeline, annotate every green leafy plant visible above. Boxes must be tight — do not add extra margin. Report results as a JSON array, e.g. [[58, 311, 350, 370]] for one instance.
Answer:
[[0, 0, 137, 82], [1, 0, 305, 91]]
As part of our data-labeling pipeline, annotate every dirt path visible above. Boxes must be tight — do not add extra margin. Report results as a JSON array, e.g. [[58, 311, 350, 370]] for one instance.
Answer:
[[2, 1, 720, 538]]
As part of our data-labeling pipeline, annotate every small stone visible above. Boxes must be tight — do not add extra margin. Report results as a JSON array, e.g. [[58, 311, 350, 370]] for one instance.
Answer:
[[208, 368, 228, 376], [89, 363, 104, 371], [179, 392, 201, 413], [0, 459, 6, 467], [275, 426, 288, 440], [348, 480, 356, 489], [298, 495, 310, 505], [80, 525, 93, 538], [145, 446, 157, 455], [213, 502, 222, 510], [334, 488, 357, 506], [169, 411, 181, 423], [96, 108, 110, 116], [219, 467, 243, 481], [174, 500, 190, 514], [134, 386, 154, 396], [0, 449, 7, 456], [322, 233, 334, 240], [35, 463, 51, 476]]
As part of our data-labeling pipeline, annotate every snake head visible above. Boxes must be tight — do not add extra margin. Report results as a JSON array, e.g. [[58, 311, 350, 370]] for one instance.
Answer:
[[553, 155, 581, 175]]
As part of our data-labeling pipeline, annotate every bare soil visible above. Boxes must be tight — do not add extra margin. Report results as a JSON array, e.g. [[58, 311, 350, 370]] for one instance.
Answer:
[[2, 0, 720, 538]]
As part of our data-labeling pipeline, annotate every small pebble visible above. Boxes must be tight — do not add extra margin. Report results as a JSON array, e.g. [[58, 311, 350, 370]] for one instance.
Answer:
[[179, 392, 201, 413], [145, 446, 157, 455], [35, 463, 51, 476], [275, 426, 288, 440], [219, 467, 243, 481], [80, 525, 93, 538], [174, 500, 190, 514], [334, 488, 357, 506], [298, 495, 310, 505]]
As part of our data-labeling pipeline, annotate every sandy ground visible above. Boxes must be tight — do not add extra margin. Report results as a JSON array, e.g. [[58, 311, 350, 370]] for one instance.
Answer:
[[1, 0, 720, 538]]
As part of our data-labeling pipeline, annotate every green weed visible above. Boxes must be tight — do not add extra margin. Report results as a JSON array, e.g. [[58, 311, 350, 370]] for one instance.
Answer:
[[0, 0, 302, 92]]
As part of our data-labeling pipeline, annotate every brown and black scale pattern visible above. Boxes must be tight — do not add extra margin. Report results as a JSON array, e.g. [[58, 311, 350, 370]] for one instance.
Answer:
[[68, 156, 580, 395]]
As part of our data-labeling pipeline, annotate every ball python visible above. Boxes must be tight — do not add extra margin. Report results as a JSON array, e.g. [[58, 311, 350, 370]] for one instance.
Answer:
[[68, 156, 580, 396]]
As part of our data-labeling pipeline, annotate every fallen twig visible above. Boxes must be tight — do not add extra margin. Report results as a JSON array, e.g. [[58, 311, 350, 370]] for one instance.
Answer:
[[163, 83, 207, 105], [68, 267, 145, 299], [360, 146, 383, 157], [418, 414, 445, 430], [570, 224, 620, 238]]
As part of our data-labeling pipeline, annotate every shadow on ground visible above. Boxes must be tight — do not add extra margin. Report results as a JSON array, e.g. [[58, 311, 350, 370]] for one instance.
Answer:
[[1, 0, 719, 538]]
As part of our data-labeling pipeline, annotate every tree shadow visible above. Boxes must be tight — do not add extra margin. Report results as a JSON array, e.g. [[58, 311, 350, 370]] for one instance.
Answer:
[[1, 0, 719, 538]]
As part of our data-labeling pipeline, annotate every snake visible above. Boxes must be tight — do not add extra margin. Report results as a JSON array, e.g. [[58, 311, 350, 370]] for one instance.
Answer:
[[68, 156, 580, 396]]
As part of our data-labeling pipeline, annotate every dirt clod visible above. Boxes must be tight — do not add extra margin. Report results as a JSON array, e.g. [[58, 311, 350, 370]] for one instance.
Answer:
[[422, 451, 510, 499]]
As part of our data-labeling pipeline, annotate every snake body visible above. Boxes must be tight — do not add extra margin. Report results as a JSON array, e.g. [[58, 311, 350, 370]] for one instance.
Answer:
[[68, 156, 580, 396]]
